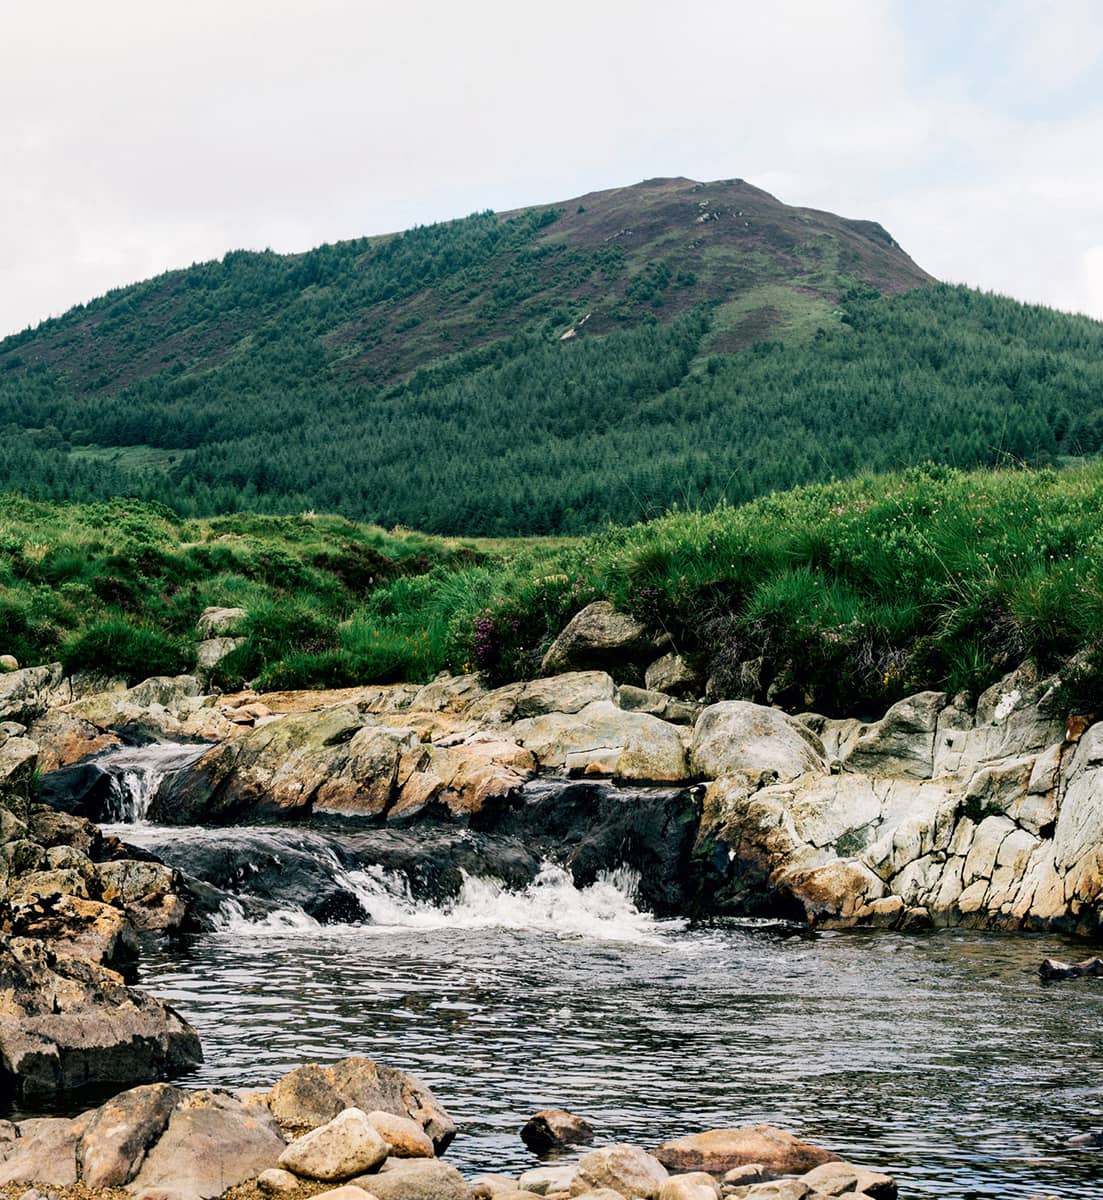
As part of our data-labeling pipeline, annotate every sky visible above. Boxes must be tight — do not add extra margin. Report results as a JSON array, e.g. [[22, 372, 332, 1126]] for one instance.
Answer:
[[2, 0, 1102, 337]]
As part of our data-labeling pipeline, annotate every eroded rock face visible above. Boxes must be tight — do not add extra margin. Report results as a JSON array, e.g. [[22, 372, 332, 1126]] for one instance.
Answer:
[[0, 938, 202, 1102]]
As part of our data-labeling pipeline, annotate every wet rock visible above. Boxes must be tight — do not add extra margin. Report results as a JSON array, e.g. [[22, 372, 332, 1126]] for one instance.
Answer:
[[77, 1081, 182, 1187], [0, 1116, 86, 1186], [518, 1165, 577, 1194], [366, 1109, 435, 1157], [800, 1161, 897, 1199], [257, 1167, 301, 1194], [569, 1144, 669, 1200], [1066, 1130, 1103, 1146], [654, 1127, 838, 1176], [129, 1089, 285, 1199], [691, 703, 825, 783], [0, 937, 201, 1102], [279, 1107, 388, 1181], [540, 602, 654, 679], [657, 1172, 720, 1200], [520, 1109, 595, 1153], [352, 1158, 468, 1200], [269, 1057, 456, 1153], [1039, 956, 1103, 980]]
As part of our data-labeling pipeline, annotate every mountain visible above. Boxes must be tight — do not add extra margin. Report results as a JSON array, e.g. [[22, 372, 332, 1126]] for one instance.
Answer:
[[0, 176, 1101, 534]]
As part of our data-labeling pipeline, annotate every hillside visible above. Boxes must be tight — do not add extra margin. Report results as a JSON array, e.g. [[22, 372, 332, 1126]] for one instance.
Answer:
[[1, 177, 1102, 533]]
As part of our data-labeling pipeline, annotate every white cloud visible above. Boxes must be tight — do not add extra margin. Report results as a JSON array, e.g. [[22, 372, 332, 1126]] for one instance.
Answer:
[[0, 0, 1101, 333]]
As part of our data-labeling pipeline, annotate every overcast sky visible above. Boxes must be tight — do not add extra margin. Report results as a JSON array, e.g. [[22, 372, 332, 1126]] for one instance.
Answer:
[[2, 0, 1102, 337]]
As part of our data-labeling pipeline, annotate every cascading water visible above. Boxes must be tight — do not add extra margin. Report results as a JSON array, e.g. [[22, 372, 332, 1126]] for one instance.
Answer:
[[96, 741, 211, 823]]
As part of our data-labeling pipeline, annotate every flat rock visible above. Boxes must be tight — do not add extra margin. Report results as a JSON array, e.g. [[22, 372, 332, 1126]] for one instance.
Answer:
[[352, 1158, 468, 1200], [279, 1107, 388, 1181], [800, 1161, 897, 1199], [569, 1144, 668, 1200], [129, 1090, 285, 1199], [0, 1116, 86, 1186], [654, 1127, 838, 1176]]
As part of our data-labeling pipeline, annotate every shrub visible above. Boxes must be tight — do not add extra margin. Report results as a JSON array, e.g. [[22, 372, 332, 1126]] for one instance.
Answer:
[[62, 619, 195, 685]]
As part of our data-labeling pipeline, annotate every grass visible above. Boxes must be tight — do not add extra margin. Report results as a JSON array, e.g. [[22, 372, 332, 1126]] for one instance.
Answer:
[[2, 460, 1102, 713]]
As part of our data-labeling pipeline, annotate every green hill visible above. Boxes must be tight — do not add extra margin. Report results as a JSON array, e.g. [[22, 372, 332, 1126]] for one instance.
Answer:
[[1, 176, 1102, 534]]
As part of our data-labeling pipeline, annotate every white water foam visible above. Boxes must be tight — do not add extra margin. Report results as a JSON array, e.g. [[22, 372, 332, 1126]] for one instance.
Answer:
[[101, 742, 210, 823], [211, 861, 683, 945]]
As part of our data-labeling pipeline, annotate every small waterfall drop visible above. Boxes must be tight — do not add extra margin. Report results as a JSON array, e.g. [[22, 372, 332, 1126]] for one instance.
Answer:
[[98, 742, 211, 823]]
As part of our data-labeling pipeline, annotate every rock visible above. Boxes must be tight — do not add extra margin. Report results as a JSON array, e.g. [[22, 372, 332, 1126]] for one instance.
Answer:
[[721, 1165, 767, 1186], [96, 859, 190, 933], [800, 1161, 897, 1199], [311, 1188, 380, 1200], [0, 1116, 85, 1186], [8, 893, 139, 976], [466, 673, 617, 726], [844, 691, 947, 779], [196, 637, 246, 673], [279, 1107, 388, 1181], [616, 686, 700, 726], [257, 1167, 301, 1194], [0, 664, 63, 724], [129, 1089, 286, 1199], [511, 701, 688, 782], [656, 1172, 720, 1200], [0, 937, 201, 1102], [25, 709, 121, 773], [0, 654, 18, 671], [196, 606, 247, 637], [0, 736, 40, 810], [691, 703, 825, 783], [1039, 956, 1103, 980], [77, 1082, 182, 1187], [352, 1158, 468, 1200], [540, 602, 653, 678], [518, 1165, 578, 1194], [653, 1127, 838, 1176], [520, 1109, 595, 1153], [470, 1174, 522, 1197], [366, 1110, 434, 1157], [645, 654, 701, 697], [268, 1057, 456, 1153], [569, 1144, 669, 1200]]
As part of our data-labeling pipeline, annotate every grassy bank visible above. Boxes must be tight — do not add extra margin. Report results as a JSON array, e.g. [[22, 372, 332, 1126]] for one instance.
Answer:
[[2, 461, 1101, 713]]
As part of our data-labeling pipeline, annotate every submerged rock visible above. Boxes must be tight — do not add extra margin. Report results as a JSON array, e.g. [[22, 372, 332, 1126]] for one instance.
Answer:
[[1039, 956, 1103, 980]]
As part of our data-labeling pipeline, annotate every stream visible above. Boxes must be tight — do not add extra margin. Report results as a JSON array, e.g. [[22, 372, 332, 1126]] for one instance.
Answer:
[[71, 744, 1103, 1195]]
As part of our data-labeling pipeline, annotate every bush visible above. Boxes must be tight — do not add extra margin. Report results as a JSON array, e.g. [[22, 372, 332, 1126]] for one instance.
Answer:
[[62, 619, 195, 685]]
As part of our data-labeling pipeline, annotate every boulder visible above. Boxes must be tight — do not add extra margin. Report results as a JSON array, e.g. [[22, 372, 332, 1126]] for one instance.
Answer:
[[644, 654, 702, 698], [257, 1167, 302, 1194], [0, 654, 18, 671], [279, 1107, 388, 1181], [366, 1109, 434, 1157], [196, 606, 247, 637], [129, 1089, 286, 1199], [518, 1164, 578, 1193], [653, 1127, 838, 1176], [800, 1161, 897, 1199], [569, 1144, 668, 1200], [0, 937, 201, 1102], [540, 603, 653, 678], [616, 686, 700, 727], [352, 1158, 468, 1200], [196, 637, 246, 673], [25, 709, 121, 772], [0, 663, 63, 724], [96, 859, 191, 933], [844, 691, 947, 779], [520, 1109, 595, 1153], [0, 1115, 87, 1186], [656, 1173, 719, 1200], [77, 1082, 183, 1187], [466, 673, 617, 726], [268, 1057, 456, 1153], [691, 703, 825, 783]]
